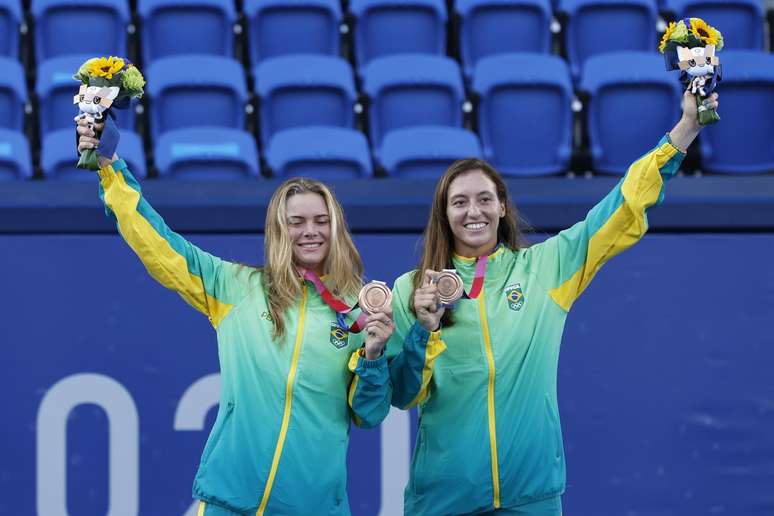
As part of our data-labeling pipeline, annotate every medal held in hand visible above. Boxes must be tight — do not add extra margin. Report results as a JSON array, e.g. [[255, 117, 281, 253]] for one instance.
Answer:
[[659, 17, 723, 126], [436, 269, 464, 306], [73, 56, 145, 169], [358, 281, 392, 314]]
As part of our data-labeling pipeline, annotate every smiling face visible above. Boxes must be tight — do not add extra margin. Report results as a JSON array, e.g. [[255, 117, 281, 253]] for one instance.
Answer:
[[446, 169, 506, 257], [285, 192, 331, 275], [76, 85, 120, 116], [677, 45, 717, 77]]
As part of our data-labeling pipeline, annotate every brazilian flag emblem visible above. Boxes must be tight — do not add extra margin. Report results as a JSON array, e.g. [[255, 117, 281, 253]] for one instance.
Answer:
[[505, 283, 524, 311], [330, 323, 349, 349]]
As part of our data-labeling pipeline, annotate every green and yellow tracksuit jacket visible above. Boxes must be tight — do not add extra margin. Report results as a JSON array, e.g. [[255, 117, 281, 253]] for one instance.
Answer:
[[387, 137, 685, 515], [97, 160, 391, 515]]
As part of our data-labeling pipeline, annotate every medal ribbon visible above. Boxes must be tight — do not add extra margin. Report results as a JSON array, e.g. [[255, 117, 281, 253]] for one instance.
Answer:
[[300, 269, 368, 333], [462, 252, 488, 299], [453, 243, 500, 302]]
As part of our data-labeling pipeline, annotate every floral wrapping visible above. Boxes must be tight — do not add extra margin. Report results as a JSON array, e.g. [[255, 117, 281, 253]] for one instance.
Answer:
[[659, 18, 724, 126]]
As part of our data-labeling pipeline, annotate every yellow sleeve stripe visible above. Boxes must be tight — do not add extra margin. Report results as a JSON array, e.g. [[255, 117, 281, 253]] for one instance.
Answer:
[[548, 141, 679, 311], [99, 164, 233, 328], [404, 332, 446, 409], [347, 350, 364, 427]]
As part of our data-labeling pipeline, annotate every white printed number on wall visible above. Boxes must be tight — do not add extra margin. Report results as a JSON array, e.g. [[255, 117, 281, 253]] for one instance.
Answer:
[[35, 373, 409, 516]]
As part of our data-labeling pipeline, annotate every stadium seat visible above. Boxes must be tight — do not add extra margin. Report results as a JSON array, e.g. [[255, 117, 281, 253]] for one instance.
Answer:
[[663, 0, 765, 50], [41, 128, 146, 180], [0, 128, 32, 180], [456, 0, 552, 79], [266, 126, 372, 178], [155, 127, 259, 179], [579, 51, 681, 175], [0, 0, 21, 58], [244, 0, 341, 66], [558, 0, 658, 80], [472, 53, 572, 176], [37, 55, 137, 135], [363, 54, 464, 158], [146, 55, 248, 140], [31, 0, 129, 63], [254, 55, 355, 149], [380, 126, 482, 177], [699, 51, 774, 174], [138, 0, 236, 64], [0, 56, 26, 131], [350, 0, 447, 69]]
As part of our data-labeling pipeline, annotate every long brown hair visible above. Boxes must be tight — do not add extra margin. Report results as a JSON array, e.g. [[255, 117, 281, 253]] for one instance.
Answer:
[[263, 178, 363, 338], [411, 159, 530, 326]]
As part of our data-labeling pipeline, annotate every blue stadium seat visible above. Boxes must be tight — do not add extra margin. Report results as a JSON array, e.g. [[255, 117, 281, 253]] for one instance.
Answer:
[[350, 0, 447, 69], [266, 126, 372, 178], [254, 55, 355, 149], [155, 127, 259, 179], [0, 0, 21, 58], [138, 0, 236, 64], [363, 54, 464, 158], [558, 0, 658, 80], [31, 0, 129, 63], [244, 0, 341, 66], [380, 126, 482, 177], [146, 56, 248, 140], [472, 53, 572, 176], [456, 0, 552, 79], [664, 0, 765, 50], [37, 55, 137, 136], [580, 51, 681, 175], [0, 56, 26, 131], [0, 128, 32, 180], [699, 51, 774, 174], [42, 128, 146, 180]]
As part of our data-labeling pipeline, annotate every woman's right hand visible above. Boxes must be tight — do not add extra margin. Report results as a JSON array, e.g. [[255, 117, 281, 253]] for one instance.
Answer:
[[414, 269, 445, 332], [76, 118, 115, 168]]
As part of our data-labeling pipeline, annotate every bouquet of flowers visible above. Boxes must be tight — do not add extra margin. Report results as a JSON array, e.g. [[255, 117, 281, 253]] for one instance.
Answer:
[[73, 56, 145, 169], [659, 17, 723, 125]]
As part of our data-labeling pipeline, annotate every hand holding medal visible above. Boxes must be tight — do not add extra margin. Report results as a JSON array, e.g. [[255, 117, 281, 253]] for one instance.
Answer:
[[414, 270, 446, 333], [302, 269, 395, 359], [415, 248, 493, 331]]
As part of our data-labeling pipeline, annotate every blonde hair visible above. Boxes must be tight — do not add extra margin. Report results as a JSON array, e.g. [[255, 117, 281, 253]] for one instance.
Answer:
[[263, 178, 363, 338], [412, 159, 530, 327]]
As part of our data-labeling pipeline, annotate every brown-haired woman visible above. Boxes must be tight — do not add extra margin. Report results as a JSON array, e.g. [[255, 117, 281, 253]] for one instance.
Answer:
[[76, 119, 394, 516], [387, 91, 719, 515]]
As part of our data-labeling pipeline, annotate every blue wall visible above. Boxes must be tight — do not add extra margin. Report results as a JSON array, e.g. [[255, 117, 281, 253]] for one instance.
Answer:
[[1, 233, 773, 515]]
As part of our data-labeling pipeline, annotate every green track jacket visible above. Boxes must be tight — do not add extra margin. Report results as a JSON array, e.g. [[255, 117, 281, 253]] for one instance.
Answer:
[[97, 160, 391, 515], [387, 137, 685, 515]]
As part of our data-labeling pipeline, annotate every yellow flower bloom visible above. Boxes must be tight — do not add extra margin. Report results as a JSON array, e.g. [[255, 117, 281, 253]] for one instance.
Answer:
[[690, 18, 720, 46], [659, 21, 676, 53], [87, 56, 125, 79]]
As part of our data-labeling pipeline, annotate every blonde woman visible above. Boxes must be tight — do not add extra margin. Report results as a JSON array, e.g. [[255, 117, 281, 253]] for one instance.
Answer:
[[387, 90, 719, 515], [76, 119, 393, 515]]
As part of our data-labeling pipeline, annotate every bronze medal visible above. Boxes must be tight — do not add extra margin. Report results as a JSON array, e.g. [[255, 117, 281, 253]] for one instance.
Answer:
[[358, 281, 392, 314], [436, 269, 464, 305]]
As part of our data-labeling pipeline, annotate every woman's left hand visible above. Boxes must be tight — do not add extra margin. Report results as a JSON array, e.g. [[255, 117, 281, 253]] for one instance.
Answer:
[[363, 305, 394, 360]]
